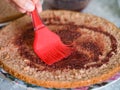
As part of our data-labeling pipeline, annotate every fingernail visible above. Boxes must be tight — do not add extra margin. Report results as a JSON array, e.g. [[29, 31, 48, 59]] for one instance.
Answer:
[[25, 2, 35, 11]]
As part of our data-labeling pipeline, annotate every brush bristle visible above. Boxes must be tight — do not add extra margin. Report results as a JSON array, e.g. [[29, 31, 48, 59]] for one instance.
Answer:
[[39, 43, 72, 65], [34, 27, 72, 65]]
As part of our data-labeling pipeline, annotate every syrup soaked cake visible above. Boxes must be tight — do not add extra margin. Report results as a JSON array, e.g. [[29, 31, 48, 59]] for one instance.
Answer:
[[0, 10, 120, 88]]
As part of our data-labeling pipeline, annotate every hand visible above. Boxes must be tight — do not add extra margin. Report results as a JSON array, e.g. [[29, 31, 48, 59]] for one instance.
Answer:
[[6, 0, 42, 13]]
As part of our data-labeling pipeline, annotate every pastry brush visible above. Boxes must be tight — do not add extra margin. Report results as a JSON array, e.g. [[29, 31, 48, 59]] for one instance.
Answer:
[[31, 8, 71, 65]]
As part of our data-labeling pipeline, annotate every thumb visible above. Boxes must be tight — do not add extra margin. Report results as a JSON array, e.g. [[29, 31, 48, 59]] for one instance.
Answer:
[[12, 0, 35, 12], [36, 1, 42, 13]]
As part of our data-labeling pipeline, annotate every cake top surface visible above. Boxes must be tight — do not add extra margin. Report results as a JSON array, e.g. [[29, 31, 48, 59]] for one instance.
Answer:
[[0, 10, 120, 88]]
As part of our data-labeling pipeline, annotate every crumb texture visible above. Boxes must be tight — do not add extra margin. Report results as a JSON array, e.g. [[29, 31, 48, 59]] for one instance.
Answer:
[[0, 10, 120, 88]]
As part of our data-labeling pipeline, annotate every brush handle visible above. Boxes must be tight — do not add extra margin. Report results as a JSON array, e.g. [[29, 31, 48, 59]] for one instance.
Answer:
[[31, 8, 44, 30]]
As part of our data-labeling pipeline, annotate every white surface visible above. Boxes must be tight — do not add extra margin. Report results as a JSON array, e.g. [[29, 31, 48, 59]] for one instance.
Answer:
[[93, 78, 120, 90], [83, 0, 120, 27]]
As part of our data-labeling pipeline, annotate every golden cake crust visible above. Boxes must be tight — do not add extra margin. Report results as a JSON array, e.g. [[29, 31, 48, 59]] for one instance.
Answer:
[[0, 10, 120, 88]]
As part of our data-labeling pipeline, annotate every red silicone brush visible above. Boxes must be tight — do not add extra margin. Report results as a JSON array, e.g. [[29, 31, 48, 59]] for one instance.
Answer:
[[31, 8, 71, 65]]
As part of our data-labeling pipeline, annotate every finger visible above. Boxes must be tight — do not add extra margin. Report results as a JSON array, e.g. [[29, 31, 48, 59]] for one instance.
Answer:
[[26, 12, 31, 16], [32, 0, 39, 4], [36, 2, 42, 13], [17, 7, 26, 13], [32, 0, 42, 13], [12, 0, 35, 12]]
